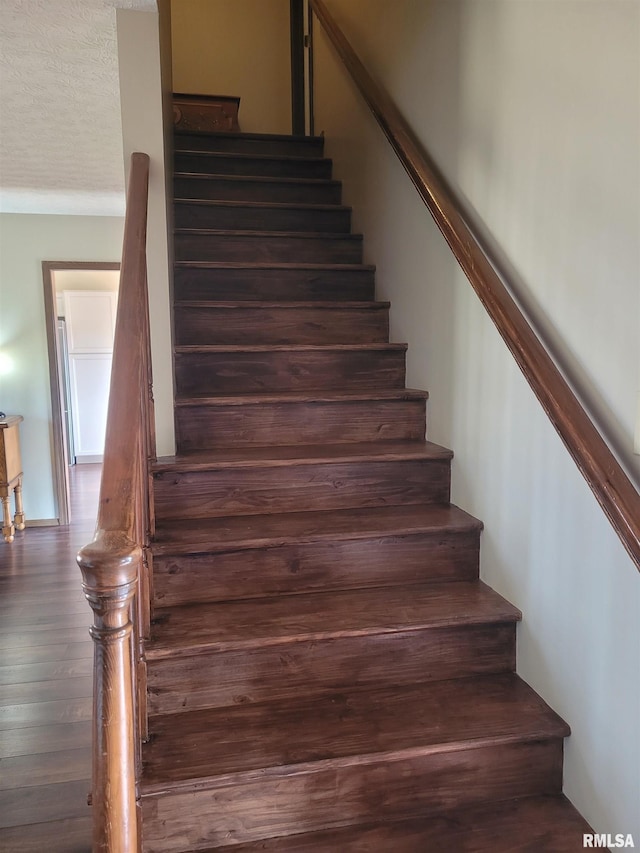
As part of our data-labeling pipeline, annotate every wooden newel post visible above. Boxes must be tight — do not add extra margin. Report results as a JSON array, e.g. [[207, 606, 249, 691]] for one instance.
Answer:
[[78, 531, 142, 852]]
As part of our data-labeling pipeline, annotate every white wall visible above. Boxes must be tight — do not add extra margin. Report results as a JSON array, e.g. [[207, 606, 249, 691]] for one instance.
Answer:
[[0, 214, 124, 520], [117, 8, 175, 458], [54, 269, 120, 317], [315, 0, 639, 838], [171, 0, 292, 134]]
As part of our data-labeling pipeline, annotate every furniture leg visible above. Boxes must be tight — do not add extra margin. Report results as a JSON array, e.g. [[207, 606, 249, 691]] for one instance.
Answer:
[[2, 493, 14, 543], [14, 475, 25, 530]]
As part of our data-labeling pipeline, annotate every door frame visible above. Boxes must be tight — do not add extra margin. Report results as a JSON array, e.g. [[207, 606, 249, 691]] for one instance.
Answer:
[[42, 261, 120, 525]]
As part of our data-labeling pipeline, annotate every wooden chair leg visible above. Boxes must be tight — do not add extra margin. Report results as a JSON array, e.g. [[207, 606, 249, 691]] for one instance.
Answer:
[[13, 476, 25, 531], [2, 493, 14, 542]]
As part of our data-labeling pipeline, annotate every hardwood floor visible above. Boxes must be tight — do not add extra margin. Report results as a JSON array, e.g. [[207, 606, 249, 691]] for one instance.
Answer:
[[0, 464, 99, 852]]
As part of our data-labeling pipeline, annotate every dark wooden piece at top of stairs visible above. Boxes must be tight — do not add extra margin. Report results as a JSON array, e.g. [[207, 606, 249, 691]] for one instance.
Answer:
[[140, 123, 595, 851]]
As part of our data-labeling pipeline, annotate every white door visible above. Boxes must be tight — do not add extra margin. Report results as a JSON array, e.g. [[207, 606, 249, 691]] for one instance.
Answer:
[[63, 291, 117, 462]]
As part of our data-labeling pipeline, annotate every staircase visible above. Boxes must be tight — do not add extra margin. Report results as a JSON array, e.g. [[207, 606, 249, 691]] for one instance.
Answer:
[[139, 125, 594, 851]]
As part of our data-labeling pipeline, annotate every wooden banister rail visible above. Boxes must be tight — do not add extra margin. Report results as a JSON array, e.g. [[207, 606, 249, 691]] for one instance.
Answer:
[[309, 0, 640, 573], [78, 152, 153, 852]]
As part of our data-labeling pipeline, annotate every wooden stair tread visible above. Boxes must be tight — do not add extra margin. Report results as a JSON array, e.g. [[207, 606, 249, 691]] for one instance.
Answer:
[[174, 199, 351, 213], [153, 439, 451, 471], [174, 171, 340, 187], [140, 673, 570, 791], [174, 261, 375, 271], [175, 227, 363, 239], [209, 795, 592, 852], [174, 130, 325, 144], [152, 503, 482, 555], [173, 145, 331, 163], [172, 149, 329, 166], [175, 388, 428, 406], [174, 299, 389, 309], [174, 342, 407, 353], [147, 581, 521, 659]]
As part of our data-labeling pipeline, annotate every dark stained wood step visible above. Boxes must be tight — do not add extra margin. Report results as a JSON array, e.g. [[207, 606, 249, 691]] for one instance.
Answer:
[[152, 441, 452, 521], [173, 301, 389, 346], [148, 622, 518, 717], [174, 150, 332, 179], [142, 676, 570, 776], [173, 262, 376, 302], [175, 388, 425, 450], [140, 674, 569, 849], [174, 343, 406, 396], [207, 795, 594, 852], [174, 199, 352, 233], [146, 582, 519, 714], [174, 229, 364, 263], [174, 173, 342, 204], [174, 130, 325, 157], [148, 581, 520, 658], [153, 439, 452, 470], [151, 503, 482, 606], [151, 492, 475, 553]]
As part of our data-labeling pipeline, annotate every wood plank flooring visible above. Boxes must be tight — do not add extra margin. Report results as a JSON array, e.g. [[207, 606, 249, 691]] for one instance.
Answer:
[[0, 464, 99, 852]]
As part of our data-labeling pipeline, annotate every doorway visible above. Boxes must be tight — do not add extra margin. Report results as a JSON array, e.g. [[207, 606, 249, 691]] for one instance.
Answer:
[[42, 262, 120, 525]]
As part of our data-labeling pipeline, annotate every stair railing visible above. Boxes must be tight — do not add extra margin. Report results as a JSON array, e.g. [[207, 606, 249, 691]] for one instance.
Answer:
[[78, 152, 154, 852], [309, 0, 640, 573]]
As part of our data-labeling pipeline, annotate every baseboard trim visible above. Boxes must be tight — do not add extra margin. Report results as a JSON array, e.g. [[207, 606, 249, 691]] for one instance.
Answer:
[[26, 518, 60, 528]]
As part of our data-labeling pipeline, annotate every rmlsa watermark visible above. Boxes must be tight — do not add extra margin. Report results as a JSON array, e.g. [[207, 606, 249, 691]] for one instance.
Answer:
[[583, 834, 635, 848]]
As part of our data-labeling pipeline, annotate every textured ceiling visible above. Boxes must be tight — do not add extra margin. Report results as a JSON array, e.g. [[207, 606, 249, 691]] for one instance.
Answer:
[[0, 0, 156, 215]]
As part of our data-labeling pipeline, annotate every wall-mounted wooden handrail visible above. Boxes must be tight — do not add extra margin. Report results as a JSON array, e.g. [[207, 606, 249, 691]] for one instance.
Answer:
[[310, 0, 640, 572], [78, 152, 153, 852]]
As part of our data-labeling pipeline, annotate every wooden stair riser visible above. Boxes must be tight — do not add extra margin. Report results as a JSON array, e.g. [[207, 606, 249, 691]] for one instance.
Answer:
[[174, 175, 342, 205], [153, 458, 451, 520], [175, 397, 424, 451], [199, 797, 595, 853], [173, 265, 376, 303], [173, 304, 389, 347], [140, 740, 564, 852], [174, 152, 332, 179], [153, 528, 481, 607], [174, 201, 351, 233], [175, 231, 363, 263], [174, 348, 406, 396], [153, 529, 479, 607], [147, 624, 517, 715], [175, 132, 325, 157]]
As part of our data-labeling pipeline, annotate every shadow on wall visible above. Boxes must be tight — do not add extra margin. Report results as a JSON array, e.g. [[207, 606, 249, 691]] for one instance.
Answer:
[[314, 0, 465, 449], [449, 0, 640, 486]]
